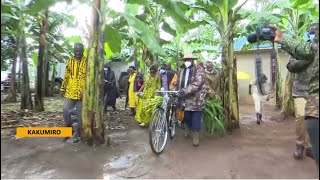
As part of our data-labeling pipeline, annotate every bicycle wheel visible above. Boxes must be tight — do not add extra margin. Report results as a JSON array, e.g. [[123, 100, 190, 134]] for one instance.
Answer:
[[169, 109, 177, 139], [149, 108, 168, 155]]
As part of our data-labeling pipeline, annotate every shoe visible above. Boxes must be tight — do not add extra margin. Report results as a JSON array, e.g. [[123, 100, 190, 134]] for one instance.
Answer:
[[256, 113, 261, 125], [130, 108, 135, 116], [72, 128, 81, 143], [139, 123, 146, 127], [293, 145, 304, 159], [306, 148, 314, 159], [72, 137, 81, 143], [192, 132, 200, 146]]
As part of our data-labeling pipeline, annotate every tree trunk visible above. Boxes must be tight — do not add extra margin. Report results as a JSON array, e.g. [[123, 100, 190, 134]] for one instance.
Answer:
[[133, 45, 138, 70], [44, 60, 50, 96], [19, 15, 33, 110], [17, 58, 22, 93], [6, 40, 18, 102], [274, 45, 282, 108], [281, 71, 294, 116], [49, 64, 56, 96], [82, 0, 105, 145], [35, 10, 48, 111]]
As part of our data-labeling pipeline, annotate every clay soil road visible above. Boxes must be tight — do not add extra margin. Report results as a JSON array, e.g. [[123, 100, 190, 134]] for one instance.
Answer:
[[1, 104, 319, 179]]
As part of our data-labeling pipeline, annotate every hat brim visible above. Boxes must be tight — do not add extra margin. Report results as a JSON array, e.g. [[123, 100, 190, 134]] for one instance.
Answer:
[[181, 57, 197, 60]]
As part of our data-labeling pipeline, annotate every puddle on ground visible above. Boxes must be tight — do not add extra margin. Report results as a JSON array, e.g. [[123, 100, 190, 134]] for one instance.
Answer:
[[103, 153, 150, 179], [105, 154, 139, 170]]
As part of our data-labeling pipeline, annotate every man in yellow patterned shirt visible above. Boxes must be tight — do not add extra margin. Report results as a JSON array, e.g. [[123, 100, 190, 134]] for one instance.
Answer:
[[60, 43, 87, 143]]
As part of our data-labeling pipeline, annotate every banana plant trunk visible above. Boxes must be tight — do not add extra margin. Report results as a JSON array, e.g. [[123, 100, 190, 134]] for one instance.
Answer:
[[82, 0, 105, 145], [274, 45, 282, 108], [7, 40, 18, 102], [35, 9, 48, 111], [221, 22, 239, 131], [19, 13, 33, 110], [281, 71, 294, 116]]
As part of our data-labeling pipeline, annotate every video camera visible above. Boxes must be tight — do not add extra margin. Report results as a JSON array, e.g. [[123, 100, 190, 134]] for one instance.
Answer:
[[247, 25, 275, 43]]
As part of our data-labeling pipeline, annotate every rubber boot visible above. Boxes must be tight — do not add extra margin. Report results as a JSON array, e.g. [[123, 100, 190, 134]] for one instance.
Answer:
[[256, 113, 261, 125], [260, 114, 263, 122], [306, 147, 314, 159], [192, 132, 200, 146], [293, 145, 305, 159]]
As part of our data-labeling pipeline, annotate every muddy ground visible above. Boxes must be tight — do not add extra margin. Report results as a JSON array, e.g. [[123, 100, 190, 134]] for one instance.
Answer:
[[1, 96, 319, 179]]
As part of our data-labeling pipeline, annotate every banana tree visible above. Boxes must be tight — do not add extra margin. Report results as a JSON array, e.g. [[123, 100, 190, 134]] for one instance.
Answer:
[[272, 0, 319, 116], [2, 0, 69, 109], [81, 0, 105, 145], [190, 0, 249, 130], [1, 3, 19, 102], [126, 0, 189, 66]]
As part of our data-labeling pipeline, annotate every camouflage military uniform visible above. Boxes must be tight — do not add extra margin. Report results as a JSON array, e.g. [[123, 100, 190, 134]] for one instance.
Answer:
[[281, 33, 319, 168]]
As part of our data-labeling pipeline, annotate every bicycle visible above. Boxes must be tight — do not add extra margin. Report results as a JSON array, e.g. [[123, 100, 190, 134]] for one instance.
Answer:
[[148, 90, 182, 155]]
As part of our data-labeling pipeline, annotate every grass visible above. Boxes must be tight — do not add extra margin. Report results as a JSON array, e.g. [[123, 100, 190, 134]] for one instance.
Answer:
[[203, 97, 227, 136]]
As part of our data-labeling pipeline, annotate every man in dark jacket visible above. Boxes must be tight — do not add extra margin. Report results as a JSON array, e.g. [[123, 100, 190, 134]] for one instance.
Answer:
[[177, 53, 206, 146], [103, 63, 118, 111], [287, 57, 313, 159]]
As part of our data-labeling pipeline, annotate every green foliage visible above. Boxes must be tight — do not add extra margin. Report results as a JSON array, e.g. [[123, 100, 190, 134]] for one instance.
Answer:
[[203, 97, 227, 136], [124, 14, 167, 57], [104, 25, 122, 54], [144, 95, 164, 115]]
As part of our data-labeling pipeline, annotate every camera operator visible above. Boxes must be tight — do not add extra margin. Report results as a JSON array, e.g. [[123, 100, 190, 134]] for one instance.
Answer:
[[269, 23, 319, 169]]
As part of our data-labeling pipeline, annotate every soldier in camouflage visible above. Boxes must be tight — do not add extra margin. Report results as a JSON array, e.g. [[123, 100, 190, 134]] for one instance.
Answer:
[[270, 23, 319, 169], [287, 56, 313, 160]]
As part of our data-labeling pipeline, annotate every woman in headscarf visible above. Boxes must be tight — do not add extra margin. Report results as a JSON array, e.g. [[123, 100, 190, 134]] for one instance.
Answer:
[[135, 65, 160, 127]]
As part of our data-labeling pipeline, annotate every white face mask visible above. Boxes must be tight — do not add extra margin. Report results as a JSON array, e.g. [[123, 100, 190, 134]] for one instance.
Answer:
[[310, 34, 316, 42], [184, 61, 192, 68], [159, 69, 166, 74], [104, 68, 108, 71]]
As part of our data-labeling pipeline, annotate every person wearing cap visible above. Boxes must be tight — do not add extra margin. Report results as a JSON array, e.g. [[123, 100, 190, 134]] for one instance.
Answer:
[[103, 63, 118, 112], [135, 65, 160, 127], [176, 53, 206, 146], [60, 43, 87, 143]]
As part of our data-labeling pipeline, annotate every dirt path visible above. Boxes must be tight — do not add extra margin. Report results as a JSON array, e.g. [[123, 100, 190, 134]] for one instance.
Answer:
[[1, 104, 319, 179]]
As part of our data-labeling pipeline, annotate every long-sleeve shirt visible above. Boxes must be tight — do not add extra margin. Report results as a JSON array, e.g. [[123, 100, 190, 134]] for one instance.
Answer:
[[282, 38, 319, 118], [60, 56, 87, 100]]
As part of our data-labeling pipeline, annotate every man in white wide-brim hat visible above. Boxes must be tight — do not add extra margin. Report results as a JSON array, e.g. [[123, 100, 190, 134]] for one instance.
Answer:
[[176, 52, 206, 146]]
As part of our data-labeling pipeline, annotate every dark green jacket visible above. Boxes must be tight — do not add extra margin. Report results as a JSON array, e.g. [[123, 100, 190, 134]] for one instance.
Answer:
[[286, 57, 312, 98], [282, 38, 319, 118]]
